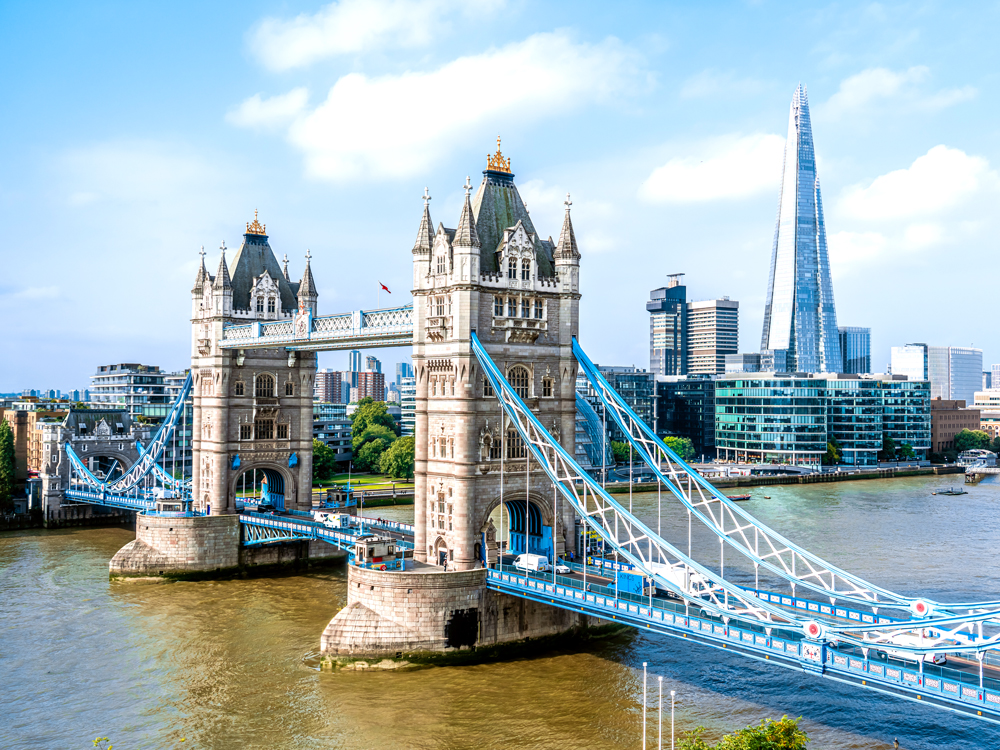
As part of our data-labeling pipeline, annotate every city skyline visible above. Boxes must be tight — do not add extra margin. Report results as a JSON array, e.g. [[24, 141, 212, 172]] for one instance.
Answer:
[[5, 2, 1000, 389]]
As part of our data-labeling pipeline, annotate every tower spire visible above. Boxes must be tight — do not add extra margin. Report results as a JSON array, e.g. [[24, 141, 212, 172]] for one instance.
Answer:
[[453, 177, 480, 249], [760, 84, 840, 373], [192, 245, 208, 290], [298, 248, 318, 314], [282, 253, 290, 281], [556, 193, 579, 260], [214, 240, 232, 289], [412, 187, 434, 255]]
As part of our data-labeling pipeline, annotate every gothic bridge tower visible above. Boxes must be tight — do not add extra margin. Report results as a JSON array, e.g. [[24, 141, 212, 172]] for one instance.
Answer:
[[189, 213, 318, 515], [411, 141, 582, 570]]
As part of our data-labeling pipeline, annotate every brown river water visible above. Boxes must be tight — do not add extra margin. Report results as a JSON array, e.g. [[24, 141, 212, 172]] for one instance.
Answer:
[[3, 476, 1000, 749]]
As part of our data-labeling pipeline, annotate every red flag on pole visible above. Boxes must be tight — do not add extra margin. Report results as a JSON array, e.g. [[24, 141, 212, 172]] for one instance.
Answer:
[[379, 281, 391, 293]]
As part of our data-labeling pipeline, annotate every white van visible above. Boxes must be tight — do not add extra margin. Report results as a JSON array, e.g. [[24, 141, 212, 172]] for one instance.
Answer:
[[877, 633, 948, 665], [313, 511, 352, 529], [514, 554, 550, 573]]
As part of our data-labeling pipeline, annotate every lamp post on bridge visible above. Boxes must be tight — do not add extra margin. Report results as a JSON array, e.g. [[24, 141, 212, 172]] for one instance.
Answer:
[[670, 689, 675, 750], [658, 675, 663, 750], [642, 662, 647, 750]]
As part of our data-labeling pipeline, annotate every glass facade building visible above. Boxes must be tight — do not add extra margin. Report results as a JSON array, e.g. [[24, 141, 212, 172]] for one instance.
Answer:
[[575, 393, 614, 474], [760, 85, 842, 373], [595, 366, 656, 442], [647, 275, 687, 376], [892, 344, 982, 405], [655, 376, 716, 460], [399, 375, 416, 435], [90, 363, 170, 422], [838, 326, 871, 374], [715, 373, 930, 467]]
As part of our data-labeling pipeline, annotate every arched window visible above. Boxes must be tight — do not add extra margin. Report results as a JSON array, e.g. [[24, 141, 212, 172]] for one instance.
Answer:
[[256, 297, 264, 313], [436, 255, 446, 274], [521, 259, 531, 281], [494, 295, 503, 317], [506, 429, 526, 459], [267, 297, 276, 313], [255, 373, 275, 398], [508, 258, 517, 279], [520, 298, 530, 318], [542, 378, 553, 397], [285, 381, 294, 396], [508, 366, 529, 398], [234, 381, 245, 396], [483, 377, 494, 398], [507, 297, 516, 317], [534, 299, 544, 319]]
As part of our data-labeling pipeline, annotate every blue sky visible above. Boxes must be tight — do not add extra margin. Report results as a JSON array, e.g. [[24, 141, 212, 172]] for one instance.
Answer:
[[4, 0, 1000, 391]]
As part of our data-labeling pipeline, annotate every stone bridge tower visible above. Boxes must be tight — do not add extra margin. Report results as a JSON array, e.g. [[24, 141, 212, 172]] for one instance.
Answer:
[[411, 142, 582, 571], [189, 214, 318, 515]]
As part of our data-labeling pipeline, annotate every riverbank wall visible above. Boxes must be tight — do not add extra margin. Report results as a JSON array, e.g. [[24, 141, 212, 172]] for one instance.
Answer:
[[604, 465, 965, 494]]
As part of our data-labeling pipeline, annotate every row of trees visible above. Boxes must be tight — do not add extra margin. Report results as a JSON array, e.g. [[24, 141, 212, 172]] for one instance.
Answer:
[[610, 436, 695, 463], [313, 397, 415, 481]]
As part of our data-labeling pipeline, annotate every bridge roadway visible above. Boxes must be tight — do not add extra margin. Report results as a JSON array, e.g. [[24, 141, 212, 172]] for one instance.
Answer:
[[487, 564, 1000, 724]]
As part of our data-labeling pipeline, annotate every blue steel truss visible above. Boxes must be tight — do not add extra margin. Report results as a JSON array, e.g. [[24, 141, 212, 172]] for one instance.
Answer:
[[472, 332, 1000, 722], [219, 305, 413, 352], [572, 337, 1000, 616]]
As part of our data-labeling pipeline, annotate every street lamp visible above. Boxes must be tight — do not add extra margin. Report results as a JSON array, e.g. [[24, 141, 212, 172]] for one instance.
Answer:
[[658, 676, 663, 750], [670, 690, 676, 750], [642, 662, 647, 750]]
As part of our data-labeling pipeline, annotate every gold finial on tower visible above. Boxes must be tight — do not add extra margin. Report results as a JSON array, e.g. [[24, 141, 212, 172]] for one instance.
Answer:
[[487, 136, 511, 173], [246, 209, 267, 235]]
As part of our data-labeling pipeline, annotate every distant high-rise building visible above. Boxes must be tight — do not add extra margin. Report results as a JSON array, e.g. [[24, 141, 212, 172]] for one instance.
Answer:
[[891, 344, 982, 405], [348, 350, 362, 372], [365, 355, 381, 373], [760, 85, 842, 373], [396, 361, 414, 388], [686, 297, 739, 375], [90, 363, 170, 422], [648, 274, 688, 376], [991, 364, 1000, 388], [984, 371, 992, 391], [315, 369, 343, 404], [399, 375, 416, 435], [839, 327, 871, 374], [356, 371, 386, 401]]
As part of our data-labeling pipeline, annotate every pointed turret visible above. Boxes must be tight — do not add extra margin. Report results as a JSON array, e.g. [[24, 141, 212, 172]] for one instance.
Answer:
[[192, 246, 208, 292], [214, 241, 232, 289], [297, 249, 318, 315], [413, 188, 435, 255], [453, 177, 481, 249], [556, 194, 580, 260], [282, 253, 291, 282]]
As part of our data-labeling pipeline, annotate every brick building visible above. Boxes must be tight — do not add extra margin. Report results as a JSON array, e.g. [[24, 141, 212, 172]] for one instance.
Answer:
[[930, 398, 980, 453]]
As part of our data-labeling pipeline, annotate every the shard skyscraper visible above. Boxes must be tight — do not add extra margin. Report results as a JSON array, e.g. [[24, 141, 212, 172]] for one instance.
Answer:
[[760, 84, 842, 373]]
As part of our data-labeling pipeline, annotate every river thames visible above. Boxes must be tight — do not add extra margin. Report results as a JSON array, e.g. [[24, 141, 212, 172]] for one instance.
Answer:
[[3, 474, 1000, 749]]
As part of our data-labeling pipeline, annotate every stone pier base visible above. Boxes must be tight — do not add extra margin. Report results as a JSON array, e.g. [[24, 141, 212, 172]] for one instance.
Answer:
[[321, 563, 613, 669], [110, 513, 240, 580]]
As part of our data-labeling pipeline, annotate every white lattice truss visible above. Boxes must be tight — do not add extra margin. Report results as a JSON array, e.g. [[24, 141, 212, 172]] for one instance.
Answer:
[[219, 305, 414, 352]]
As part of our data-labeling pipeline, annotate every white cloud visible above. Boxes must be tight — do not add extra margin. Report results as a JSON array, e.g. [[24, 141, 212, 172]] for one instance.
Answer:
[[226, 88, 308, 130], [638, 133, 785, 203], [251, 0, 504, 71], [827, 231, 887, 278], [251, 32, 645, 181], [821, 66, 976, 120], [839, 145, 996, 221]]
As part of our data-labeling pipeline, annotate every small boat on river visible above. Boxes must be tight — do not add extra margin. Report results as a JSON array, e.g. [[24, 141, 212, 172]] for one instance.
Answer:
[[727, 494, 752, 501], [932, 488, 968, 496]]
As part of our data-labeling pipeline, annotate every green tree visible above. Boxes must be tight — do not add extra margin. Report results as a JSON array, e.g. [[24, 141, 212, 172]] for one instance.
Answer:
[[663, 436, 695, 461], [352, 424, 397, 452], [0, 418, 15, 512], [822, 436, 842, 466], [379, 435, 415, 479], [678, 716, 808, 750], [954, 429, 992, 453], [610, 440, 634, 463], [877, 435, 896, 461], [355, 439, 391, 471], [898, 442, 916, 460], [351, 397, 399, 440], [313, 439, 338, 482]]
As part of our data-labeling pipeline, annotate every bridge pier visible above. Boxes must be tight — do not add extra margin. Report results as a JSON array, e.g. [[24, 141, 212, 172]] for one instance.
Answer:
[[109, 513, 240, 579], [320, 564, 606, 669]]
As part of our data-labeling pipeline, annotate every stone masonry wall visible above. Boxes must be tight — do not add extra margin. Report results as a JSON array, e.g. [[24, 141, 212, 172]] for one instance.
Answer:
[[321, 564, 597, 659], [109, 514, 239, 577]]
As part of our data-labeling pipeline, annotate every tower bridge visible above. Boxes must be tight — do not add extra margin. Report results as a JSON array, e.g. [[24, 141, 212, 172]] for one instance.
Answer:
[[42, 141, 1000, 725]]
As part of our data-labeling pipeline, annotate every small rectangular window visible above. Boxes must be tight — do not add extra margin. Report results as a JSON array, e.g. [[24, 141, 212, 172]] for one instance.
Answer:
[[285, 381, 294, 396], [507, 298, 516, 316], [521, 298, 530, 318], [276, 423, 288, 439], [543, 378, 552, 397], [267, 298, 275, 313], [483, 378, 494, 397], [534, 299, 544, 319], [254, 419, 274, 440], [234, 381, 244, 396], [494, 296, 503, 317]]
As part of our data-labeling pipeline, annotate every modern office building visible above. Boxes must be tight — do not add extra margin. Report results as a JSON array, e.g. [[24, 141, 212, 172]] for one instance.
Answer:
[[984, 372, 993, 391], [893, 344, 982, 404], [760, 85, 842, 374], [583, 366, 656, 442], [575, 393, 614, 475], [90, 363, 170, 422], [992, 364, 1000, 389], [396, 362, 414, 388], [399, 375, 416, 435], [365, 355, 382, 373], [163, 371, 193, 479], [839, 327, 871, 374], [647, 275, 688, 377], [313, 402, 352, 464], [656, 375, 716, 459], [315, 369, 344, 404], [687, 298, 739, 375], [929, 398, 980, 454], [715, 373, 930, 467], [348, 350, 362, 372]]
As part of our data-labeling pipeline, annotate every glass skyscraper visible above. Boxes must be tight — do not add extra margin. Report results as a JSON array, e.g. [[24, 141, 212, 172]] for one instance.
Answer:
[[839, 326, 871, 374], [761, 85, 842, 373], [647, 275, 688, 376]]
